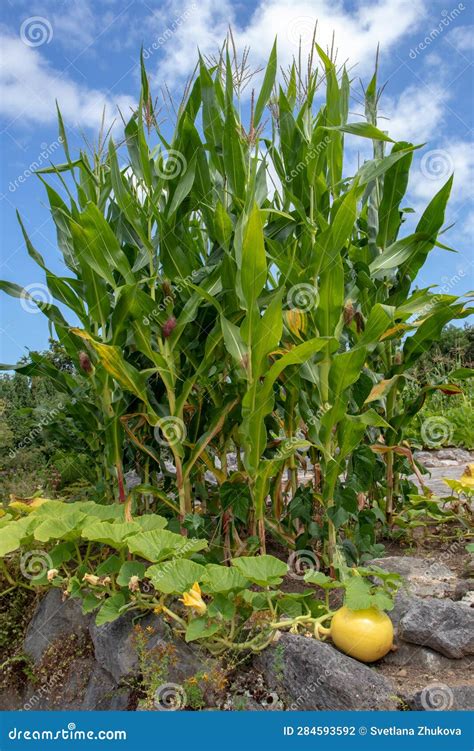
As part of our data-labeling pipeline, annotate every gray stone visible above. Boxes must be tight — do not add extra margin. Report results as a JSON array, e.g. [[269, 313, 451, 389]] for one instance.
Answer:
[[89, 610, 208, 683], [124, 470, 141, 491], [24, 589, 91, 665], [0, 689, 23, 710], [409, 684, 474, 711], [414, 449, 473, 467], [369, 556, 457, 598], [22, 656, 95, 710], [81, 664, 130, 710], [382, 641, 471, 671], [389, 592, 418, 632], [204, 471, 218, 486], [254, 634, 399, 710], [22, 656, 129, 711], [454, 579, 474, 601], [436, 449, 473, 463], [399, 598, 474, 658], [461, 557, 474, 579]]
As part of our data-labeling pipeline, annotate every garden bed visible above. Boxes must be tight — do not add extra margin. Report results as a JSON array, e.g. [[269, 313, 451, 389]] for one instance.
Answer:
[[1, 38, 473, 714]]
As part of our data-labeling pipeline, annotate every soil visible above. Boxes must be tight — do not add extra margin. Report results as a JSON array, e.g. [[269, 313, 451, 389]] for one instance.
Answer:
[[379, 661, 473, 701]]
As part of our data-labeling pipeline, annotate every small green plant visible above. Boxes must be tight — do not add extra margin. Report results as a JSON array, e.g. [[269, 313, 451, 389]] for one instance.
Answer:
[[133, 626, 179, 709]]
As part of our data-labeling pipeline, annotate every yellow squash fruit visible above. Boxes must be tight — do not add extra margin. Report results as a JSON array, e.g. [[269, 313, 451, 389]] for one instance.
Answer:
[[330, 606, 394, 663]]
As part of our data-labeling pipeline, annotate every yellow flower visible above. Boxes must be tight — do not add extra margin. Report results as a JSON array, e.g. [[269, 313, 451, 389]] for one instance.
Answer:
[[179, 581, 207, 615]]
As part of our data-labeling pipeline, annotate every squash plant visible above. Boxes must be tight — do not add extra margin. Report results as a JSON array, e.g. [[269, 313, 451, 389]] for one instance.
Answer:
[[1, 40, 472, 570], [0, 500, 400, 655]]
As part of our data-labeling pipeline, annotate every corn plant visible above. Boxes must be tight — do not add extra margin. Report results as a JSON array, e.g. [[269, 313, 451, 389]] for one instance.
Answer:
[[1, 39, 471, 570]]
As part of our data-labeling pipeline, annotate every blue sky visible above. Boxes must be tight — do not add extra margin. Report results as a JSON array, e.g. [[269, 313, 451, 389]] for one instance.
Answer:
[[1, 0, 473, 364]]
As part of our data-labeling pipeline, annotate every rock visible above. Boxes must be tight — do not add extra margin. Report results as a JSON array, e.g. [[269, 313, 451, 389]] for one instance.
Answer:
[[124, 470, 141, 491], [22, 651, 93, 711], [81, 664, 130, 710], [461, 557, 474, 579], [89, 610, 209, 683], [214, 453, 239, 472], [415, 453, 442, 468], [382, 642, 470, 671], [22, 652, 131, 711], [254, 634, 399, 710], [163, 461, 177, 475], [369, 556, 457, 598], [0, 689, 23, 710], [415, 449, 473, 467], [409, 684, 474, 711], [454, 579, 474, 601], [89, 611, 140, 682], [24, 589, 91, 665], [399, 598, 474, 658], [388, 592, 418, 632], [204, 471, 218, 486], [437, 449, 473, 463], [459, 591, 474, 607]]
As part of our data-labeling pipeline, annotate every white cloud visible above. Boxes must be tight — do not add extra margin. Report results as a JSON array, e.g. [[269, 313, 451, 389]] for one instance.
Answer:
[[148, 0, 427, 86], [446, 24, 474, 53], [0, 32, 135, 132], [380, 84, 448, 142], [47, 1, 98, 50], [409, 139, 474, 205]]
